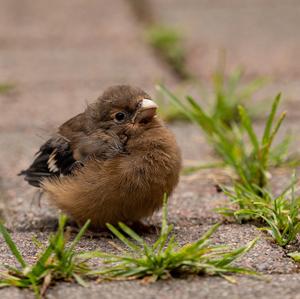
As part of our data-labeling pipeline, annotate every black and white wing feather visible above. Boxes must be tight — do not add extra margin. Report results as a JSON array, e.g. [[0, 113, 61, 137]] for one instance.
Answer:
[[19, 136, 77, 187]]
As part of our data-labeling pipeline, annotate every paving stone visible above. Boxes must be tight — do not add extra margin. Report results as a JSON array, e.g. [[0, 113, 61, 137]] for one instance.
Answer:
[[0, 288, 33, 299], [2, 274, 299, 299], [149, 0, 300, 79]]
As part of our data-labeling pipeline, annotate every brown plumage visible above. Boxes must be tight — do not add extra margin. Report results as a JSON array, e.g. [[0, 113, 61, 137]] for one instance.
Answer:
[[20, 85, 181, 229]]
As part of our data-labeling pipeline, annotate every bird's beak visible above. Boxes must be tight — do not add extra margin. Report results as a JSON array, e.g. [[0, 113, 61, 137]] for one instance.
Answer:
[[134, 99, 158, 123]]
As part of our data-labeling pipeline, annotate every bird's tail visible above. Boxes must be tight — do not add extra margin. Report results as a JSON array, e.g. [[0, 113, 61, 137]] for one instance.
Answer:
[[18, 168, 52, 187]]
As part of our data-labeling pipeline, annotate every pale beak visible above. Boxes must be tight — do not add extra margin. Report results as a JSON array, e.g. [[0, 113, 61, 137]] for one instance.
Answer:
[[134, 99, 158, 123]]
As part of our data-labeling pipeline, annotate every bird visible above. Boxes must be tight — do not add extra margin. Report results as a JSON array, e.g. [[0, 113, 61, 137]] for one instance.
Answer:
[[19, 85, 181, 229]]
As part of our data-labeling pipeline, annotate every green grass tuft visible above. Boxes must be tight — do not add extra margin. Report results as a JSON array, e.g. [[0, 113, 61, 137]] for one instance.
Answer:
[[87, 197, 258, 281], [0, 216, 91, 298], [218, 173, 300, 246]]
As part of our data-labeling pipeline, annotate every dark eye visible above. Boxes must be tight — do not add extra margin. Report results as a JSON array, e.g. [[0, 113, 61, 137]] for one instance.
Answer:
[[115, 112, 126, 122]]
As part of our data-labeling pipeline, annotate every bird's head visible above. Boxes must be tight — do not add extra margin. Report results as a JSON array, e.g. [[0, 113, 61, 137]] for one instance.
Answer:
[[85, 85, 160, 136]]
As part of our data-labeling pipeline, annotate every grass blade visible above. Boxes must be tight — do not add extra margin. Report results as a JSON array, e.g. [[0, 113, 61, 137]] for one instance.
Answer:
[[68, 219, 90, 252], [238, 105, 259, 151], [262, 93, 281, 146], [106, 223, 141, 252], [0, 223, 27, 268]]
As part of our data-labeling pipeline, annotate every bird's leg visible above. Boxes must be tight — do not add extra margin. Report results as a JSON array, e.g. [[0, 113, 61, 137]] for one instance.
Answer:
[[30, 189, 44, 209]]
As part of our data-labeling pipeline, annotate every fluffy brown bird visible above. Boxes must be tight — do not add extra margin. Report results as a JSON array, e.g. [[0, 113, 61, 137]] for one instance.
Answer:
[[20, 85, 181, 229]]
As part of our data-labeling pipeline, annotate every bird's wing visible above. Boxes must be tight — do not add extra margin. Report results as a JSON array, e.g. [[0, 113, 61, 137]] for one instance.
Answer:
[[19, 136, 78, 187], [19, 113, 86, 187]]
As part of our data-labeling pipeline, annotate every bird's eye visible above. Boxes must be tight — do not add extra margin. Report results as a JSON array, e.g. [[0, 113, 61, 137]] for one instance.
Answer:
[[115, 112, 126, 122]]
